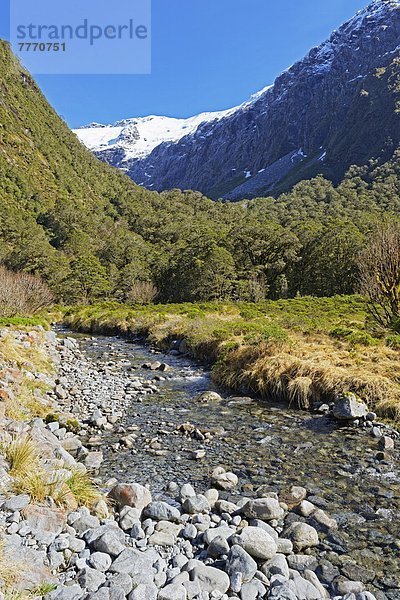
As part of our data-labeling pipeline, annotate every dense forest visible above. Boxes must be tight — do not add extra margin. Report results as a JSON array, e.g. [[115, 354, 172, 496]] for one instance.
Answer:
[[1, 40, 399, 304]]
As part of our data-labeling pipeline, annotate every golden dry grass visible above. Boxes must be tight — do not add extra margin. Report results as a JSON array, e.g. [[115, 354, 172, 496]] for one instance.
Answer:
[[214, 333, 400, 418], [2, 437, 40, 479], [1, 437, 103, 509], [0, 538, 55, 599], [0, 328, 54, 422], [63, 470, 103, 508]]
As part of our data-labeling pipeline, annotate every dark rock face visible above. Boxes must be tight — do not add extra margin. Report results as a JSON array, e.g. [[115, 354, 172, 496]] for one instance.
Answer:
[[96, 0, 400, 199]]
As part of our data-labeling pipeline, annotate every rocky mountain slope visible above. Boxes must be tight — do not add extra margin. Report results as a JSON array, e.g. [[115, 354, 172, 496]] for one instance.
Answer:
[[75, 0, 400, 200]]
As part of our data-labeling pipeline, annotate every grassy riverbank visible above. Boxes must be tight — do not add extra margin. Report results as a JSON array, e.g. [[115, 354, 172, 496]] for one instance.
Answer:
[[64, 296, 400, 420]]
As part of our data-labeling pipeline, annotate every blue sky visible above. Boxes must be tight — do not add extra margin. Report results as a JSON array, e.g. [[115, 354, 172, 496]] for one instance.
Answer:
[[1, 0, 367, 127]]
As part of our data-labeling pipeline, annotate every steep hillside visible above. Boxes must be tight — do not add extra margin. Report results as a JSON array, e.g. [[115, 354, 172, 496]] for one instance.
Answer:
[[76, 0, 400, 200], [0, 40, 161, 297]]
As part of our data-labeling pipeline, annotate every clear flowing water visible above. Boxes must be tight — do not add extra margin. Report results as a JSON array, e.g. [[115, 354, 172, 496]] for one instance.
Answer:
[[70, 332, 400, 592]]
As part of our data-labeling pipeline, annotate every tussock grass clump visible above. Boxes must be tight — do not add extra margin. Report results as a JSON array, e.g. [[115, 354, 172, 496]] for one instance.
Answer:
[[0, 331, 53, 374], [12, 468, 103, 509], [13, 470, 50, 505], [0, 328, 54, 422], [2, 437, 40, 479], [5, 380, 50, 422], [214, 335, 400, 418], [2, 437, 51, 504], [288, 377, 313, 410], [1, 437, 103, 509], [64, 470, 103, 508], [0, 539, 56, 599]]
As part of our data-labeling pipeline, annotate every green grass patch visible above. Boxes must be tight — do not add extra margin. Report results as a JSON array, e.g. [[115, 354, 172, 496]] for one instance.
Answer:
[[0, 316, 50, 328]]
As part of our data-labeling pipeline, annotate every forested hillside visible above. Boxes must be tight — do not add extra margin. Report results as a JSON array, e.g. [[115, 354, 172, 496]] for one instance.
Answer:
[[0, 40, 400, 304]]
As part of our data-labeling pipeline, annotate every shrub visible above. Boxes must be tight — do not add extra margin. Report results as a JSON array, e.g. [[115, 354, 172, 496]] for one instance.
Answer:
[[0, 266, 54, 317], [386, 333, 400, 350], [329, 326, 378, 346], [358, 220, 400, 328], [239, 306, 265, 320], [127, 281, 158, 305]]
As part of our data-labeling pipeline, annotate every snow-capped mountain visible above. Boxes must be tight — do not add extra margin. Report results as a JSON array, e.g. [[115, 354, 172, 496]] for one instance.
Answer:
[[74, 111, 235, 163], [73, 86, 272, 165], [75, 0, 400, 200]]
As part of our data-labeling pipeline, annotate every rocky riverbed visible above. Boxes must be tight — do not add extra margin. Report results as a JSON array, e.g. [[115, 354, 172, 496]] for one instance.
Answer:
[[0, 327, 399, 600]]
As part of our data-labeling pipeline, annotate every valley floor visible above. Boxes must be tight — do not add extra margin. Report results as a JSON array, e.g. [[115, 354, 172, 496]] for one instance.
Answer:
[[64, 296, 400, 422], [0, 322, 398, 599]]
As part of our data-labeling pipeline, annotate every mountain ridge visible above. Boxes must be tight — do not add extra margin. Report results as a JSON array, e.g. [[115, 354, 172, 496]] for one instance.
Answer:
[[72, 85, 273, 167], [74, 0, 400, 199]]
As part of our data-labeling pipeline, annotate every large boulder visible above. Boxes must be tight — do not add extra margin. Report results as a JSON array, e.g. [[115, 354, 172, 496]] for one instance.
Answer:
[[333, 393, 368, 420], [24, 505, 66, 541]]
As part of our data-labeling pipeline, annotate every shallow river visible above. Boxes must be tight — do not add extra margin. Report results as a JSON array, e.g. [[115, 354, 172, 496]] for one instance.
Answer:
[[69, 332, 400, 594]]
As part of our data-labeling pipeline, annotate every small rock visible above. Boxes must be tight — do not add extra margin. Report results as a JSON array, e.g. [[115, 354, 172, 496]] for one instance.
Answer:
[[109, 483, 151, 511], [333, 393, 368, 420], [196, 391, 223, 403], [119, 506, 141, 530], [128, 583, 158, 600], [158, 583, 187, 600], [78, 567, 106, 593], [183, 494, 210, 514], [3, 494, 31, 512], [280, 486, 307, 509], [285, 522, 319, 552], [237, 526, 277, 560], [242, 498, 284, 521], [378, 436, 395, 451], [211, 467, 238, 490], [89, 552, 112, 572], [144, 501, 180, 522], [190, 563, 230, 594], [226, 545, 257, 583]]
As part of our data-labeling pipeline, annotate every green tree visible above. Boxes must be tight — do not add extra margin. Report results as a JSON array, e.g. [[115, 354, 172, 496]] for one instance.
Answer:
[[64, 254, 111, 303]]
